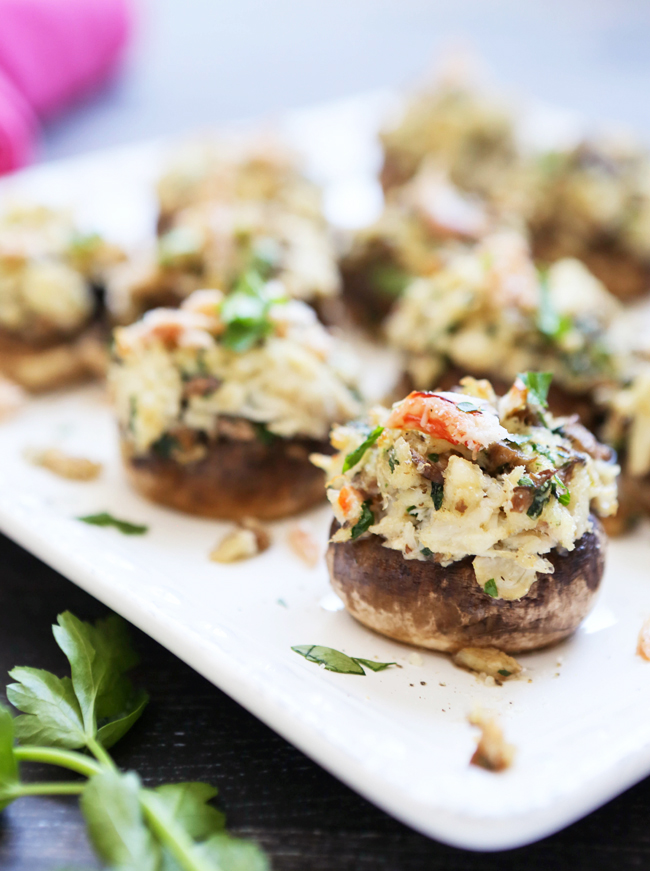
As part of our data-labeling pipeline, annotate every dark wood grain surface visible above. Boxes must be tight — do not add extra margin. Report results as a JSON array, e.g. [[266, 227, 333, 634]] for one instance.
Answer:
[[0, 531, 648, 871]]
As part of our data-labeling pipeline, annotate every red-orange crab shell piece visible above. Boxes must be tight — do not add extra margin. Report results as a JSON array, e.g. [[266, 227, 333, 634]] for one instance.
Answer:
[[385, 391, 509, 453]]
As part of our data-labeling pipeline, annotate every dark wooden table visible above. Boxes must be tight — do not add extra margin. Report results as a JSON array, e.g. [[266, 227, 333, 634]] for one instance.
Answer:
[[1, 530, 649, 870]]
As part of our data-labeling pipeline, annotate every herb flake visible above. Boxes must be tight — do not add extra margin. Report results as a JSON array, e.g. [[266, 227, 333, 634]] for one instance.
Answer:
[[484, 579, 498, 598], [77, 513, 148, 536], [292, 646, 397, 675], [431, 482, 444, 511], [343, 426, 384, 472], [350, 501, 374, 540], [518, 371, 553, 408]]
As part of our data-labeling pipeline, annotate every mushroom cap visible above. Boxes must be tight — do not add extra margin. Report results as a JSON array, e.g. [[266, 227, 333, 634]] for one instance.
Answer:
[[327, 516, 606, 653], [122, 434, 328, 521]]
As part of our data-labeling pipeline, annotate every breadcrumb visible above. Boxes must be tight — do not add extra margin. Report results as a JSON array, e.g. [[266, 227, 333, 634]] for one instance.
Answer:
[[453, 646, 522, 681], [468, 709, 515, 772], [210, 518, 271, 563], [287, 522, 320, 567], [0, 378, 26, 420], [27, 447, 102, 481], [637, 617, 650, 660]]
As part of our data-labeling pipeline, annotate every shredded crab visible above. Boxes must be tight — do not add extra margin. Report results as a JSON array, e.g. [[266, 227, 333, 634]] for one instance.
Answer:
[[468, 709, 515, 772], [385, 390, 508, 453]]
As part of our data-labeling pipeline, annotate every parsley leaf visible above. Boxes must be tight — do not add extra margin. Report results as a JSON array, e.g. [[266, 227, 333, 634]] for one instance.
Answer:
[[152, 782, 226, 840], [387, 448, 399, 473], [221, 270, 275, 352], [197, 833, 270, 871], [353, 658, 398, 672], [369, 262, 411, 298], [421, 547, 434, 558], [456, 401, 481, 413], [484, 579, 498, 598], [552, 473, 571, 506], [7, 667, 86, 749], [342, 426, 384, 472], [0, 706, 18, 811], [518, 476, 534, 487], [291, 646, 365, 675], [50, 613, 147, 750], [537, 269, 573, 341], [527, 480, 553, 518], [350, 501, 374, 540], [78, 513, 148, 536], [431, 482, 444, 511], [428, 453, 439, 462], [505, 433, 529, 445], [406, 505, 417, 516], [81, 770, 161, 871], [253, 422, 276, 445], [518, 371, 553, 408], [292, 646, 397, 675], [498, 669, 512, 677]]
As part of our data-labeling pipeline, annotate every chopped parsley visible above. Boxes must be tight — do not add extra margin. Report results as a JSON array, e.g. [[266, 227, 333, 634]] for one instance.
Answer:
[[77, 513, 148, 536], [518, 476, 534, 487], [350, 501, 374, 540], [369, 262, 411, 298], [342, 426, 384, 472], [253, 422, 276, 445], [291, 645, 397, 675], [484, 579, 498, 598], [387, 448, 399, 473], [537, 269, 573, 341], [518, 371, 553, 409], [431, 482, 444, 511], [421, 547, 434, 558], [498, 669, 512, 677], [527, 480, 554, 518], [456, 401, 481, 414], [552, 474, 571, 506], [428, 453, 439, 462], [505, 433, 529, 445], [220, 269, 275, 352], [151, 433, 179, 458]]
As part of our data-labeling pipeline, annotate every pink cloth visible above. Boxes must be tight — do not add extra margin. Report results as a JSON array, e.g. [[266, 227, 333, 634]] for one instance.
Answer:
[[0, 0, 131, 174]]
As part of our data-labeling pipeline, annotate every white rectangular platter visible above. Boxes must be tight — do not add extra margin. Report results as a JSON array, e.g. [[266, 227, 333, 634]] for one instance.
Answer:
[[1, 94, 650, 852]]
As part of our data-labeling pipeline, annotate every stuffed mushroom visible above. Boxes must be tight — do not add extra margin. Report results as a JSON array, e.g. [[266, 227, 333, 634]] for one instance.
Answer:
[[0, 206, 122, 391], [315, 374, 618, 653], [109, 279, 362, 520]]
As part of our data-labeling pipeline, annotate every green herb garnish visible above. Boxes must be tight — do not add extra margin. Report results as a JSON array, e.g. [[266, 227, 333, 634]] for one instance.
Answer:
[[387, 448, 399, 473], [428, 453, 439, 462], [220, 270, 275, 352], [456, 401, 481, 414], [2, 611, 268, 871], [505, 433, 529, 445], [518, 371, 553, 408], [253, 422, 276, 445], [350, 501, 374, 540], [292, 646, 397, 675], [421, 547, 434, 558], [484, 579, 499, 598], [552, 474, 571, 506], [431, 482, 444, 511], [406, 505, 417, 516], [498, 669, 512, 677], [77, 513, 148, 536], [151, 432, 180, 458], [158, 225, 203, 268], [518, 476, 534, 487], [369, 262, 411, 298], [527, 480, 553, 518], [343, 426, 384, 472], [537, 269, 573, 341]]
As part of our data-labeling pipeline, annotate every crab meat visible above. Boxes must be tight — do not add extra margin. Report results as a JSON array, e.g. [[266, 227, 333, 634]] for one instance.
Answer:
[[385, 391, 508, 453]]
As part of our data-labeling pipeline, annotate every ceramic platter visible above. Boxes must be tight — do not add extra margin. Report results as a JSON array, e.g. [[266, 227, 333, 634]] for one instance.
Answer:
[[0, 93, 649, 852]]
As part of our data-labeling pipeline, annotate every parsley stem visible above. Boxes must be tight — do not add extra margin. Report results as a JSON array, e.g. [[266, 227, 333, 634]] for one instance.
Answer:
[[140, 791, 218, 871], [14, 746, 102, 778], [87, 737, 116, 770], [12, 781, 85, 797]]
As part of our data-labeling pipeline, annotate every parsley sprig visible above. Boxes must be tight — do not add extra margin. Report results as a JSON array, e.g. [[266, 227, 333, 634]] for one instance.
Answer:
[[342, 426, 384, 473], [1, 612, 268, 871], [221, 270, 279, 353]]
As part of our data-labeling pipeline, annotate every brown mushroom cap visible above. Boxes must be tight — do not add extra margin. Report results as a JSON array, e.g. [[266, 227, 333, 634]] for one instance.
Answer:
[[122, 434, 329, 521], [0, 324, 107, 392], [327, 516, 606, 653]]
